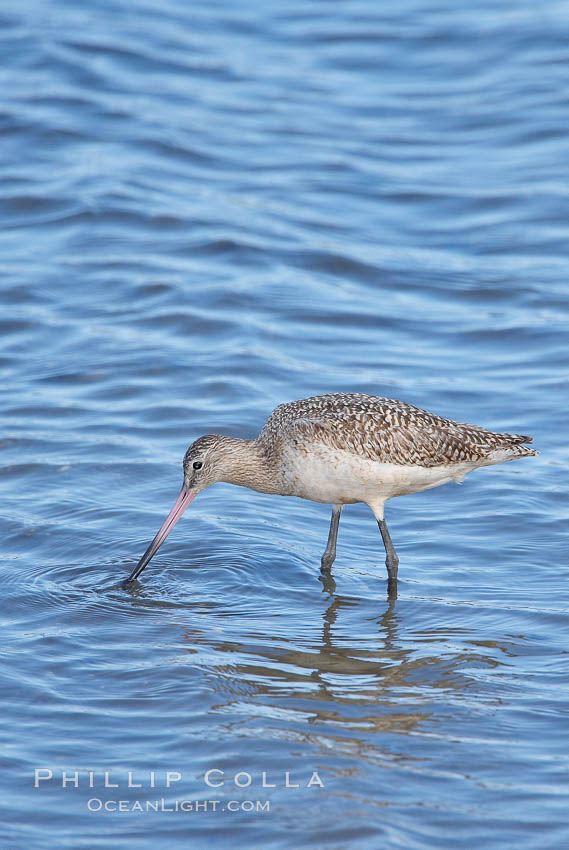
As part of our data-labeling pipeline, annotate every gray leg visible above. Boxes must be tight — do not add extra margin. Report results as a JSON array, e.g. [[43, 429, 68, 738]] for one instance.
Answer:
[[321, 505, 342, 572], [377, 517, 399, 587]]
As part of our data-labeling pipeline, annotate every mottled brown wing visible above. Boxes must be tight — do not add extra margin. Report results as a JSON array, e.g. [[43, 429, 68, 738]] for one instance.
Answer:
[[280, 411, 532, 468], [260, 394, 535, 467]]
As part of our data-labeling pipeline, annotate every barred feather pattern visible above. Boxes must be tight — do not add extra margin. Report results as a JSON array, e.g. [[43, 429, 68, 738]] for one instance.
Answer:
[[258, 393, 537, 468]]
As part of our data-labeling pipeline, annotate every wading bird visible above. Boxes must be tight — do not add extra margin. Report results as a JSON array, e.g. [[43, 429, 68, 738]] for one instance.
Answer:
[[125, 393, 537, 591]]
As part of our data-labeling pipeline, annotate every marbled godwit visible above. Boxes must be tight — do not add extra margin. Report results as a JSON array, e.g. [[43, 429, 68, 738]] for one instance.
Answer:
[[125, 393, 537, 590]]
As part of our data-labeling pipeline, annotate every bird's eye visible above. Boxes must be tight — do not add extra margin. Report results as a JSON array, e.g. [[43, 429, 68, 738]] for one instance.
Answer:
[[193, 461, 203, 470]]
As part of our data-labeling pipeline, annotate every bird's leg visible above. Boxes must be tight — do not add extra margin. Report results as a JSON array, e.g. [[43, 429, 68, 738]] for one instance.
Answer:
[[377, 517, 399, 588], [321, 505, 342, 573]]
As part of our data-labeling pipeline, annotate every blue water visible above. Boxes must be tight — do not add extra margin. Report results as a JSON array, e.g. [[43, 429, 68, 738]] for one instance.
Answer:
[[1, 1, 568, 847]]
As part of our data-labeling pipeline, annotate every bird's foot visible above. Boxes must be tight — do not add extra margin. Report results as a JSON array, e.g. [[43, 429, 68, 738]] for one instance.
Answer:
[[387, 576, 398, 599], [319, 568, 336, 594]]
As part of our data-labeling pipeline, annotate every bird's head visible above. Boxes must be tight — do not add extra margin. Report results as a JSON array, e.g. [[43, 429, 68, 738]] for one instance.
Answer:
[[182, 434, 232, 492]]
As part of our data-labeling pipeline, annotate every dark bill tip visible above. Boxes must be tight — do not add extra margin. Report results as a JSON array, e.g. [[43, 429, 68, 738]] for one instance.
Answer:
[[124, 485, 196, 585]]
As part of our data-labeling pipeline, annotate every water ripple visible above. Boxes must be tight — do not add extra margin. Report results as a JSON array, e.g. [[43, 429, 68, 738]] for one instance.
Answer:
[[1, 0, 568, 847]]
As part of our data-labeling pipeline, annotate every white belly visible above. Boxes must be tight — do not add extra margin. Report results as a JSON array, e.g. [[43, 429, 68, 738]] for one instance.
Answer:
[[281, 444, 476, 519]]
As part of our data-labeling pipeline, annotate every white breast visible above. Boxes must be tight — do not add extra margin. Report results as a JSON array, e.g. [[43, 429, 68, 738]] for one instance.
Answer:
[[280, 443, 477, 520]]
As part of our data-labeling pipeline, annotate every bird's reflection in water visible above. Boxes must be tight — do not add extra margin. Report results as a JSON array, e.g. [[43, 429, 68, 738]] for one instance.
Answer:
[[174, 564, 501, 750]]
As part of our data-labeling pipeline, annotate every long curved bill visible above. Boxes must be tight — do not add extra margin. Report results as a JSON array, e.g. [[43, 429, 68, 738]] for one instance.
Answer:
[[124, 485, 196, 585]]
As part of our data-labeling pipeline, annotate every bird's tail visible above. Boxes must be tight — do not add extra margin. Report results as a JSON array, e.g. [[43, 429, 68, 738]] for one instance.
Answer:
[[487, 433, 538, 463]]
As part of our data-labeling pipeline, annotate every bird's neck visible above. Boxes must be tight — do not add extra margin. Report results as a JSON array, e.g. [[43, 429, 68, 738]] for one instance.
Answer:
[[216, 437, 282, 495]]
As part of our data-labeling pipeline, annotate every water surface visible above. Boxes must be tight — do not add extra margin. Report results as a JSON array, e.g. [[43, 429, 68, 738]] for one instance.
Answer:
[[1, 1, 568, 848]]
